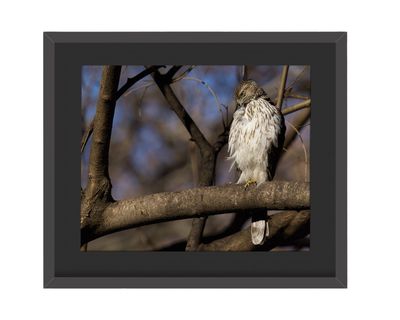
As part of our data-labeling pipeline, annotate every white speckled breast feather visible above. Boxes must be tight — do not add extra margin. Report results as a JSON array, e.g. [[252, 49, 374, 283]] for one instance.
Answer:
[[228, 98, 283, 185]]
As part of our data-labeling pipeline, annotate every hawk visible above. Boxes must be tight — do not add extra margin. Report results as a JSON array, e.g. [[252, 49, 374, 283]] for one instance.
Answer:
[[228, 80, 286, 245]]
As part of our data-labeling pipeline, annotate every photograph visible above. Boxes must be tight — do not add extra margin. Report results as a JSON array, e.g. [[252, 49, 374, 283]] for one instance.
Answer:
[[80, 65, 311, 251]]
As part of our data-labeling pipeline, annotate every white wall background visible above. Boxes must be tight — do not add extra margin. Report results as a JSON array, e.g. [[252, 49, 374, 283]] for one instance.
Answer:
[[1, 1, 399, 319]]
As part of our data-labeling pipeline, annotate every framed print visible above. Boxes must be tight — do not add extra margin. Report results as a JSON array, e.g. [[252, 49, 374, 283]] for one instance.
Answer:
[[44, 32, 347, 288]]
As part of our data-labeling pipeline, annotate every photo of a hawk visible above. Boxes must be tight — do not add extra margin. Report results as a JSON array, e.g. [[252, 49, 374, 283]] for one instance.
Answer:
[[228, 80, 286, 245]]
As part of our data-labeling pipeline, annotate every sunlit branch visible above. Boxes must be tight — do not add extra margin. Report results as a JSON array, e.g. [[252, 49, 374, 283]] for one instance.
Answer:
[[81, 181, 310, 245]]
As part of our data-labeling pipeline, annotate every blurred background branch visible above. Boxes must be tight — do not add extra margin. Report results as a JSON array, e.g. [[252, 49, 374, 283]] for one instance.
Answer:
[[199, 210, 310, 251], [282, 99, 311, 115], [80, 65, 165, 155], [148, 67, 217, 251], [275, 65, 289, 110]]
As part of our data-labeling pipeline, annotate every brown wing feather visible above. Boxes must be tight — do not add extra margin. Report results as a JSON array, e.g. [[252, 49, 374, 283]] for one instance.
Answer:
[[266, 111, 286, 180]]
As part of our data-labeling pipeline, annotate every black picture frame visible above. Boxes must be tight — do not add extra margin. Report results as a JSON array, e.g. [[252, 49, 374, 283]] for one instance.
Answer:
[[44, 32, 347, 288]]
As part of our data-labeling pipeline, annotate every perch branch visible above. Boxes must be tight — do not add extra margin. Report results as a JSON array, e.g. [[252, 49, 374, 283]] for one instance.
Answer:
[[81, 181, 310, 244]]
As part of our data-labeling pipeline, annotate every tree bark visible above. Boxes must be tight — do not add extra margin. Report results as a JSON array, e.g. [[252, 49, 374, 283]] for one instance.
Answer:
[[81, 181, 309, 244], [81, 66, 121, 228], [199, 210, 310, 251]]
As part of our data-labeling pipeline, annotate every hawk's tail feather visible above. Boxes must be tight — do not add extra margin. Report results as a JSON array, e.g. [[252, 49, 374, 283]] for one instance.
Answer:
[[251, 212, 269, 245]]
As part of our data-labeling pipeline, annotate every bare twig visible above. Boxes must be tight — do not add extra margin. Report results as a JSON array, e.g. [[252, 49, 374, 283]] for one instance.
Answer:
[[213, 126, 230, 153], [116, 65, 165, 100], [136, 85, 149, 119], [80, 120, 94, 154], [285, 120, 309, 181], [284, 109, 311, 151], [122, 81, 154, 97], [171, 65, 195, 82], [242, 65, 249, 80], [149, 70, 213, 155], [179, 76, 226, 128], [287, 94, 309, 100], [276, 65, 289, 110], [286, 66, 308, 90], [163, 65, 183, 82], [282, 99, 311, 116], [80, 66, 164, 154]]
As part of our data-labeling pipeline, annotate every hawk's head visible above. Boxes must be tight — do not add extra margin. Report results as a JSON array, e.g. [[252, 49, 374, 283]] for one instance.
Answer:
[[235, 80, 265, 108]]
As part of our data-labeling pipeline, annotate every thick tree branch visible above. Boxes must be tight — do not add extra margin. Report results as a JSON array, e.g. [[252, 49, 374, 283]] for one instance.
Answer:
[[81, 66, 121, 229], [87, 66, 121, 180], [276, 65, 289, 110], [81, 181, 309, 244], [199, 210, 310, 251], [81, 66, 167, 243]]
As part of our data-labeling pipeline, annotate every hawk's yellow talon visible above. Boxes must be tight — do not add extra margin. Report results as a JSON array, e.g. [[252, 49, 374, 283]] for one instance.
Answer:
[[244, 179, 257, 190]]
